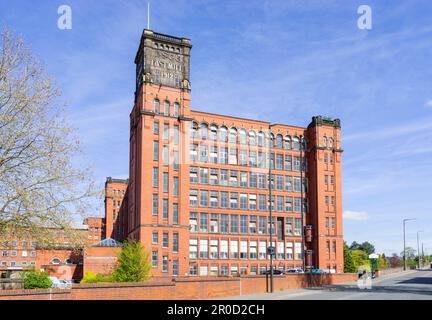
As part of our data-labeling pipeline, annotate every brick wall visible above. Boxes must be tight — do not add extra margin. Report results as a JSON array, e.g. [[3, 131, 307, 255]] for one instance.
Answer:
[[0, 273, 357, 300]]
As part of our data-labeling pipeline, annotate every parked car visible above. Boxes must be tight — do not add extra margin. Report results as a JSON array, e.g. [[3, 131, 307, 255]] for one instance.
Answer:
[[286, 268, 304, 273], [311, 269, 325, 274], [260, 269, 284, 275], [49, 277, 71, 289]]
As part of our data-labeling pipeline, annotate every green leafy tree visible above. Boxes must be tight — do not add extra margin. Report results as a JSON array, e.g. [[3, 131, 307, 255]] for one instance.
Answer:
[[23, 270, 52, 289], [343, 242, 356, 273], [389, 253, 402, 268], [378, 254, 389, 269], [352, 250, 369, 269], [349, 241, 361, 251], [111, 241, 151, 282], [359, 242, 375, 255], [401, 247, 416, 260]]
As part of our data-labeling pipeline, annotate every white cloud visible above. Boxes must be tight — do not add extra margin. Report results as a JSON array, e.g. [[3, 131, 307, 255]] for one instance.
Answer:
[[344, 210, 369, 221], [425, 100, 432, 108]]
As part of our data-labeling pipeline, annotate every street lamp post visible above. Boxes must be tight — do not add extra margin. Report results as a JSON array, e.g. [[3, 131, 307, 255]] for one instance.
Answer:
[[417, 230, 424, 269], [403, 218, 416, 271]]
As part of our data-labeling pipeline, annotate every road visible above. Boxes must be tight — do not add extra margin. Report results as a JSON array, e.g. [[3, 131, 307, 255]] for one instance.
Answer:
[[224, 269, 432, 300]]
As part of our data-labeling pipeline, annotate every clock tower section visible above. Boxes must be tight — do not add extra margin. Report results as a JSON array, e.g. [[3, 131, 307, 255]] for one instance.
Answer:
[[128, 29, 192, 276]]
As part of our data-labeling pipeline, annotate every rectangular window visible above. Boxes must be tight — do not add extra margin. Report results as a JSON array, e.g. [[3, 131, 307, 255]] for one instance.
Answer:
[[173, 260, 179, 276], [163, 123, 169, 140], [286, 242, 293, 260], [154, 121, 159, 135], [293, 156, 300, 171], [259, 216, 267, 234], [189, 190, 198, 207], [173, 203, 179, 224], [210, 146, 218, 163], [200, 168, 209, 184], [173, 177, 179, 196], [240, 240, 248, 259], [190, 212, 198, 233], [259, 194, 266, 211], [259, 241, 267, 260], [239, 150, 247, 166], [240, 215, 248, 234], [258, 173, 266, 189], [163, 172, 169, 192], [249, 194, 257, 210], [210, 169, 218, 185], [152, 251, 158, 267], [200, 145, 208, 163], [210, 191, 218, 208], [173, 233, 179, 253], [162, 199, 168, 219], [240, 172, 248, 187], [294, 198, 301, 213], [173, 125, 179, 145], [276, 154, 283, 170], [210, 240, 218, 259], [190, 144, 198, 161], [153, 141, 159, 161], [258, 152, 266, 168], [295, 242, 302, 260], [294, 177, 301, 192], [200, 239, 208, 259], [220, 147, 228, 164], [152, 194, 158, 216], [249, 173, 257, 188], [294, 218, 301, 236], [230, 192, 238, 209], [162, 256, 168, 273], [240, 193, 247, 209], [189, 239, 198, 259], [285, 197, 293, 212], [220, 191, 228, 208], [230, 215, 238, 233], [190, 167, 198, 184], [285, 176, 292, 191], [173, 150, 179, 170], [249, 151, 257, 167], [220, 240, 228, 259], [250, 241, 257, 259], [230, 171, 238, 187], [230, 240, 238, 259], [276, 175, 284, 190], [210, 214, 219, 233], [163, 146, 169, 166], [285, 218, 293, 236], [220, 214, 228, 233], [278, 242, 284, 260], [220, 169, 228, 186], [200, 190, 208, 207], [249, 215, 257, 233], [331, 217, 335, 229], [277, 196, 284, 212], [229, 148, 237, 165], [153, 168, 159, 187], [200, 213, 208, 233], [162, 233, 169, 248]]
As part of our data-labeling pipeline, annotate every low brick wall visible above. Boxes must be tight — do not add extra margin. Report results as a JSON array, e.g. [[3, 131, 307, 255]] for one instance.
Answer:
[[0, 273, 357, 300]]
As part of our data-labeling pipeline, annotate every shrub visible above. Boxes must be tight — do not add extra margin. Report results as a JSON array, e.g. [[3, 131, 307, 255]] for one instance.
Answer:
[[81, 271, 112, 284], [23, 271, 52, 289]]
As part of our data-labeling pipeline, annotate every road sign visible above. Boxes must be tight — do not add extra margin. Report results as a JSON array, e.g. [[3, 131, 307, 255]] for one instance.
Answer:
[[267, 246, 275, 256]]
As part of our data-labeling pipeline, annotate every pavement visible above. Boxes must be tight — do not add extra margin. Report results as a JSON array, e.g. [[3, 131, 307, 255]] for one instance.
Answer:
[[223, 269, 432, 300]]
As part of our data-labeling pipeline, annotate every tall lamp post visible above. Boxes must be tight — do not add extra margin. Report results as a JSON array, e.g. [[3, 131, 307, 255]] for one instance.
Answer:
[[403, 218, 416, 271], [417, 230, 424, 269]]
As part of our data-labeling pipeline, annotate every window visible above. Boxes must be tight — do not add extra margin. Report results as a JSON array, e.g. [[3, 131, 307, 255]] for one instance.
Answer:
[[277, 196, 284, 212], [250, 241, 257, 259], [190, 167, 198, 184], [293, 136, 300, 150], [258, 132, 264, 146], [173, 102, 179, 117], [240, 193, 247, 209], [200, 168, 209, 184], [210, 146, 218, 163], [286, 242, 293, 260], [190, 212, 198, 232], [191, 122, 199, 139], [190, 144, 198, 161], [294, 177, 301, 192], [240, 215, 248, 234], [210, 124, 218, 140], [220, 214, 228, 233], [163, 172, 169, 192], [189, 190, 198, 207], [249, 194, 257, 210], [153, 168, 159, 187], [249, 172, 257, 188], [220, 192, 228, 208], [329, 137, 334, 148], [249, 131, 256, 145], [294, 218, 301, 236], [153, 141, 159, 161], [210, 191, 218, 208], [285, 197, 293, 212], [240, 241, 248, 259], [325, 217, 329, 230], [210, 169, 218, 185], [285, 218, 293, 236], [259, 216, 267, 234], [200, 123, 208, 140], [230, 171, 238, 187], [162, 232, 169, 248], [258, 174, 266, 189], [249, 215, 257, 233], [276, 154, 283, 170], [240, 172, 247, 187], [173, 233, 179, 252], [276, 134, 283, 148], [189, 239, 198, 259], [210, 240, 218, 259], [278, 242, 284, 259], [51, 258, 61, 265], [200, 239, 208, 259], [163, 123, 169, 140], [323, 136, 327, 147], [258, 152, 266, 168], [295, 242, 302, 260], [230, 192, 238, 209], [173, 260, 179, 276], [200, 265, 208, 276], [284, 135, 291, 149], [230, 240, 238, 259], [220, 169, 228, 186], [230, 215, 238, 233], [239, 150, 247, 166], [200, 213, 208, 233], [152, 194, 158, 216], [284, 155, 292, 171], [331, 217, 335, 230], [162, 199, 168, 219], [220, 240, 228, 259], [210, 214, 219, 233], [239, 129, 247, 144], [173, 204, 179, 224], [164, 101, 170, 116], [200, 190, 208, 207], [162, 256, 168, 273], [219, 126, 228, 142], [173, 125, 179, 145], [163, 146, 169, 165], [154, 99, 160, 113], [220, 147, 228, 164], [173, 177, 179, 196], [229, 128, 237, 143], [200, 145, 208, 162], [152, 251, 158, 267], [293, 156, 300, 171], [229, 148, 237, 165], [154, 121, 159, 135]]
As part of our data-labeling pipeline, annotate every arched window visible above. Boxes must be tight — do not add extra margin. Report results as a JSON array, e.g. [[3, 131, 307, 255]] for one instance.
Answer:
[[65, 258, 73, 265], [173, 102, 179, 117], [51, 258, 61, 265], [219, 126, 228, 142], [200, 123, 208, 140], [329, 137, 334, 148], [191, 122, 199, 139], [284, 135, 291, 150], [154, 99, 160, 114], [293, 136, 300, 150], [323, 136, 327, 147], [239, 129, 247, 144], [229, 128, 238, 143], [269, 133, 274, 147], [276, 134, 283, 148], [249, 131, 256, 146], [258, 132, 265, 147], [164, 101, 170, 116], [210, 124, 218, 140]]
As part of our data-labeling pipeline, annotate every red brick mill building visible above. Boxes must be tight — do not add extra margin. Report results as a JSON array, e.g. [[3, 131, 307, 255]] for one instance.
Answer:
[[103, 28, 344, 277]]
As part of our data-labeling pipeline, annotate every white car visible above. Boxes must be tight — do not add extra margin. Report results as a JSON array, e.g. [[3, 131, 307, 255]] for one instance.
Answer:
[[49, 276, 71, 289]]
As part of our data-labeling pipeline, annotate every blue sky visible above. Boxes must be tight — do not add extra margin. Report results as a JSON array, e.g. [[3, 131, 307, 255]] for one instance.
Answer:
[[1, 0, 431, 256]]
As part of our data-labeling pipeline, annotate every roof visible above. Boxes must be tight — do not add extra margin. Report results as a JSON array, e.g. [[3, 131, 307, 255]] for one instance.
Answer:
[[92, 238, 123, 247]]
